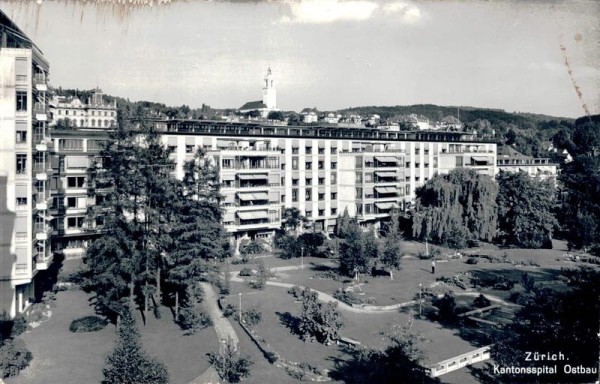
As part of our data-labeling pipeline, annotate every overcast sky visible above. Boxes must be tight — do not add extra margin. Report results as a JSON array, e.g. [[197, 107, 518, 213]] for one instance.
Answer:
[[3, 0, 598, 118]]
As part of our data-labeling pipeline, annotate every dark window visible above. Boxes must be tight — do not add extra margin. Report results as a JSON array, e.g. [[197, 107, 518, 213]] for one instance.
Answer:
[[292, 189, 298, 202], [331, 208, 337, 215], [16, 131, 27, 143], [318, 209, 325, 216], [16, 197, 27, 206], [318, 193, 325, 201], [16, 154, 27, 174], [16, 91, 27, 112], [331, 192, 337, 200]]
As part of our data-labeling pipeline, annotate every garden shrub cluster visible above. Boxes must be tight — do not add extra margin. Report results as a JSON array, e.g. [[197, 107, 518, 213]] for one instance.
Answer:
[[177, 307, 212, 335], [69, 316, 108, 333], [0, 312, 32, 379]]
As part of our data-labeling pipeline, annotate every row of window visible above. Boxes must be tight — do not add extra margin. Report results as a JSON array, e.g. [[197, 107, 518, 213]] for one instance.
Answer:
[[57, 109, 115, 117], [291, 147, 335, 155], [289, 190, 337, 202], [291, 173, 337, 186], [290, 158, 335, 170]]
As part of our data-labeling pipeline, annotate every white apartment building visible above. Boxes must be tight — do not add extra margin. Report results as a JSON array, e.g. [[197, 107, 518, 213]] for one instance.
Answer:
[[0, 11, 52, 317]]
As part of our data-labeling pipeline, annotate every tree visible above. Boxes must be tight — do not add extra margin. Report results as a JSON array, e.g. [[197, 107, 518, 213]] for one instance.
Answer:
[[442, 224, 468, 252], [496, 171, 557, 248], [267, 110, 285, 121], [335, 208, 354, 238], [338, 221, 377, 276], [103, 307, 169, 384], [297, 288, 343, 345], [282, 207, 308, 233], [380, 210, 403, 279], [206, 339, 253, 383], [487, 267, 600, 383], [165, 148, 230, 313], [331, 321, 439, 384], [412, 168, 498, 244], [558, 154, 600, 251]]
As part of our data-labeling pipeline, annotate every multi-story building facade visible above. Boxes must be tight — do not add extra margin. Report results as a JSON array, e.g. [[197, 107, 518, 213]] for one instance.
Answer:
[[157, 120, 497, 250], [0, 11, 52, 317], [50, 88, 117, 129]]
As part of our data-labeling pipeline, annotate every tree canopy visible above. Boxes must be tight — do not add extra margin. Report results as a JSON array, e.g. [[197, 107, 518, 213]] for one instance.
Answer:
[[496, 171, 556, 248], [412, 169, 498, 245]]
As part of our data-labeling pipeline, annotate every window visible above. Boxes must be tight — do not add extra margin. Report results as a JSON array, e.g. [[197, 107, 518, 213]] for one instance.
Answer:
[[16, 91, 27, 112], [16, 154, 27, 174], [96, 217, 105, 227], [222, 159, 233, 169], [405, 162, 411, 168], [67, 197, 77, 208], [222, 180, 234, 188], [292, 189, 298, 202], [67, 177, 85, 188], [355, 157, 363, 169], [292, 157, 299, 170], [415, 148, 420, 155], [186, 145, 194, 153], [415, 176, 420, 182], [305, 188, 312, 201], [16, 131, 27, 143], [281, 195, 285, 203], [67, 217, 84, 228], [318, 160, 324, 170], [356, 187, 363, 198], [318, 177, 325, 185], [66, 110, 70, 116], [365, 204, 373, 214], [305, 162, 312, 170], [16, 197, 27, 206], [331, 192, 337, 200], [405, 185, 410, 195], [292, 148, 299, 154], [92, 111, 95, 116], [305, 147, 312, 155], [15, 58, 28, 82], [330, 172, 337, 184], [415, 163, 420, 168], [365, 172, 373, 182], [318, 209, 325, 216], [292, 178, 299, 186], [104, 111, 108, 117], [355, 172, 363, 183], [305, 177, 312, 186], [331, 208, 337, 215], [425, 149, 430, 155], [318, 193, 325, 201], [405, 176, 410, 182], [281, 177, 285, 186], [318, 148, 325, 155], [356, 203, 363, 214], [331, 148, 337, 154], [331, 161, 337, 170]]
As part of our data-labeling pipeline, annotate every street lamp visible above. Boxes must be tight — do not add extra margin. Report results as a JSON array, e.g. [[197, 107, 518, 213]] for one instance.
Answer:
[[301, 246, 305, 269], [419, 283, 422, 317], [238, 293, 242, 323]]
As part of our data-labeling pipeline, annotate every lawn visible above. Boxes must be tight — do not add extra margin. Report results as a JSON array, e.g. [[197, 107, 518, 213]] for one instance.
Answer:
[[7, 289, 218, 384]]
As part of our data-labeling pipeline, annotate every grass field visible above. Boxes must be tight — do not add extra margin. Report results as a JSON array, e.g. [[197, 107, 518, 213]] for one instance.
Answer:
[[8, 289, 218, 384]]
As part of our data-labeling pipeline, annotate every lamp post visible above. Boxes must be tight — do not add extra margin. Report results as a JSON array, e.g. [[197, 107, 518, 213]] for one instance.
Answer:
[[419, 283, 422, 317], [301, 246, 305, 269], [238, 292, 242, 323]]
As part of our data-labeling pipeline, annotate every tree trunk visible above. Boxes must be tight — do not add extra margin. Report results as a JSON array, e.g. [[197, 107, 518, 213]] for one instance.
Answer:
[[389, 270, 394, 280], [156, 266, 161, 300], [129, 279, 135, 304], [175, 290, 179, 318]]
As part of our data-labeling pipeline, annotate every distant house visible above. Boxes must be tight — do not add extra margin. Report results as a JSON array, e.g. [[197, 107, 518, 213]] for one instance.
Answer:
[[301, 108, 319, 123], [496, 145, 558, 181]]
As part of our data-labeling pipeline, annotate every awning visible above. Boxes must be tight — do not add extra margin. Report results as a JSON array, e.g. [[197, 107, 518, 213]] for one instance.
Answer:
[[375, 187, 397, 193], [375, 202, 398, 210], [364, 156, 374, 162], [471, 157, 490, 163], [38, 212, 54, 221], [375, 171, 397, 177], [221, 173, 235, 181], [375, 156, 398, 163], [237, 174, 268, 180], [364, 186, 374, 195], [238, 211, 269, 220], [238, 192, 268, 201]]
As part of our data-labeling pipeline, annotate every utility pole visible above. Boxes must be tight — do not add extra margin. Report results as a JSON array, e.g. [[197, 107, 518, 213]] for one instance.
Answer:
[[419, 283, 422, 318], [301, 246, 304, 269], [239, 292, 242, 323]]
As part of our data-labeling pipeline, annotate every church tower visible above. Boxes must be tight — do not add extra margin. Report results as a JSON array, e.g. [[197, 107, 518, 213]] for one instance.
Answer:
[[262, 67, 276, 110]]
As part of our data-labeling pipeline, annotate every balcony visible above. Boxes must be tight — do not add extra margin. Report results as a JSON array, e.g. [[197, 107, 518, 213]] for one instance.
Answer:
[[35, 252, 53, 271], [34, 224, 52, 241], [33, 73, 48, 91], [35, 142, 48, 152], [33, 103, 47, 121]]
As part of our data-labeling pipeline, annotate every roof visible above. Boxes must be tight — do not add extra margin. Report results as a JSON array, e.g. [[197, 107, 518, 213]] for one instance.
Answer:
[[497, 145, 531, 159], [239, 101, 267, 110]]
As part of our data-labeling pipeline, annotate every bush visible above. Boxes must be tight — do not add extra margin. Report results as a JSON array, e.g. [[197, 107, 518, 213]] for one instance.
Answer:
[[207, 340, 253, 383], [466, 257, 479, 265], [288, 285, 303, 299], [0, 338, 32, 378], [0, 313, 27, 339], [432, 293, 457, 321], [69, 316, 108, 333], [239, 267, 253, 277], [264, 351, 279, 364], [240, 239, 266, 255], [473, 294, 491, 308], [177, 307, 212, 335], [241, 308, 262, 327], [222, 304, 237, 318]]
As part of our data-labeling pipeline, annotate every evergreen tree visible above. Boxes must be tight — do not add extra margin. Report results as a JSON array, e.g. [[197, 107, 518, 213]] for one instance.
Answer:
[[335, 208, 353, 238], [380, 210, 403, 279], [103, 307, 169, 384], [412, 169, 498, 244], [206, 339, 253, 383], [496, 171, 557, 248], [165, 148, 230, 313], [298, 288, 343, 345]]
